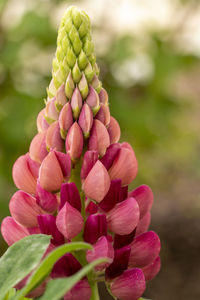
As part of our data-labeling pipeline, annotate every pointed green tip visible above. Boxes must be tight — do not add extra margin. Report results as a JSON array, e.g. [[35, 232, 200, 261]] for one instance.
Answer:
[[49, 6, 101, 98]]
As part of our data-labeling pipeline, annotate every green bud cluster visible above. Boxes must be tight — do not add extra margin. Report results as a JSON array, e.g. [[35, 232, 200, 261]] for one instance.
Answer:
[[47, 6, 101, 100]]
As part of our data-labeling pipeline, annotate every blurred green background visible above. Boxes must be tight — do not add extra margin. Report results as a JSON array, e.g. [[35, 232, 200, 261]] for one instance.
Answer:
[[1, 0, 200, 299]]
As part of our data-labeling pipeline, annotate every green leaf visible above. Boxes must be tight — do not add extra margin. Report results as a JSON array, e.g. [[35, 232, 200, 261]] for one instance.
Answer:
[[38, 258, 108, 300], [0, 235, 51, 300], [13, 242, 92, 300]]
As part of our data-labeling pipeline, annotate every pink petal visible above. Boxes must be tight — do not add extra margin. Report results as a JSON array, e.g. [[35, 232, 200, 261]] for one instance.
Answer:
[[1, 217, 29, 246], [88, 119, 110, 156]]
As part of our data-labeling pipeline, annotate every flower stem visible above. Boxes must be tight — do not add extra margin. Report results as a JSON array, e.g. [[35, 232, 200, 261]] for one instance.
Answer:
[[90, 282, 100, 300]]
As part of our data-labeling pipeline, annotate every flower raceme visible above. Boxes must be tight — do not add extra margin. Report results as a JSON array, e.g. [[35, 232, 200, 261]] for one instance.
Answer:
[[1, 6, 161, 300]]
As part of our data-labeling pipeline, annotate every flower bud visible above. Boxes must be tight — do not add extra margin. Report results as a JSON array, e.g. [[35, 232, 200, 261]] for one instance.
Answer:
[[83, 214, 107, 244], [65, 122, 83, 161], [46, 121, 64, 152], [114, 229, 136, 249], [110, 268, 146, 300], [107, 116, 121, 144], [71, 87, 82, 119], [12, 153, 38, 194], [136, 212, 151, 236], [37, 109, 49, 133], [36, 182, 58, 213], [78, 103, 93, 138], [95, 103, 110, 127], [86, 236, 114, 271], [129, 231, 161, 268], [39, 151, 63, 192], [9, 190, 43, 228], [99, 88, 108, 105], [100, 143, 121, 170], [108, 146, 138, 186], [88, 119, 110, 156], [56, 202, 84, 240], [64, 280, 91, 300], [55, 83, 67, 109], [59, 103, 73, 139], [107, 197, 140, 235], [29, 132, 48, 163], [54, 151, 71, 181], [60, 182, 81, 212], [45, 97, 59, 121], [129, 185, 153, 219], [80, 150, 98, 181], [106, 245, 131, 279], [91, 74, 102, 94], [78, 73, 89, 99], [86, 86, 100, 115], [99, 179, 121, 212], [38, 214, 64, 246], [1, 217, 29, 246], [142, 256, 161, 281], [65, 71, 75, 99], [83, 160, 110, 203]]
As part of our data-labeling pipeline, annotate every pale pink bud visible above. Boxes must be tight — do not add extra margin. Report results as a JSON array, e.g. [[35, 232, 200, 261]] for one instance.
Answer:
[[37, 109, 49, 132], [108, 146, 138, 186], [80, 150, 98, 180], [88, 119, 110, 156], [56, 202, 84, 240], [129, 185, 154, 219], [78, 103, 93, 138], [86, 86, 100, 115], [99, 88, 108, 105], [64, 280, 91, 300], [39, 151, 63, 192], [1, 217, 29, 246], [136, 212, 151, 236], [36, 182, 58, 213], [26, 154, 40, 178], [65, 122, 83, 161], [71, 87, 82, 119], [110, 268, 146, 300], [107, 197, 140, 235], [55, 83, 67, 108], [142, 256, 161, 281], [54, 151, 71, 181], [86, 236, 114, 271], [9, 190, 43, 227], [107, 116, 121, 144], [29, 132, 48, 163], [46, 121, 64, 152], [83, 160, 111, 203], [12, 153, 38, 194], [59, 102, 73, 139], [95, 103, 110, 127], [129, 231, 161, 268], [45, 97, 59, 121]]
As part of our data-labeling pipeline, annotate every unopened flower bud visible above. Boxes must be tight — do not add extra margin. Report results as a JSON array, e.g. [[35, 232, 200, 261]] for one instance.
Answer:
[[78, 73, 88, 99], [65, 72, 75, 99], [37, 109, 49, 132], [80, 150, 98, 181], [99, 88, 108, 106], [45, 97, 59, 122], [100, 143, 121, 170], [36, 182, 58, 213], [56, 202, 84, 240], [59, 102, 73, 139], [54, 151, 71, 181], [29, 132, 48, 163], [65, 122, 83, 161], [71, 87, 82, 119], [91, 74, 102, 93], [129, 185, 153, 219], [86, 86, 100, 115], [46, 121, 64, 152], [95, 103, 110, 127], [88, 119, 110, 156], [78, 103, 93, 138], [107, 116, 121, 144], [83, 160, 110, 203], [55, 83, 67, 110]]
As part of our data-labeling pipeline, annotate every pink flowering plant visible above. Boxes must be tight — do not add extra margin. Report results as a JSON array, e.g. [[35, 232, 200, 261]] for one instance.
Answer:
[[0, 6, 161, 300]]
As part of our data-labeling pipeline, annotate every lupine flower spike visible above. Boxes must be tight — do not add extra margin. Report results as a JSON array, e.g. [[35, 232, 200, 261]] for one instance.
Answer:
[[1, 6, 161, 300]]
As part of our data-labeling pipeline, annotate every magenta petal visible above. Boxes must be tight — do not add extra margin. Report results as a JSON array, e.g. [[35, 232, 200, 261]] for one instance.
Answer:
[[114, 229, 136, 249], [80, 150, 98, 181], [56, 202, 84, 240], [129, 231, 161, 268], [36, 182, 58, 213], [54, 151, 71, 181], [86, 236, 114, 271], [136, 212, 151, 236], [142, 256, 161, 281], [100, 143, 121, 170], [83, 214, 107, 244], [110, 268, 146, 300], [37, 214, 64, 245], [129, 184, 154, 219], [51, 253, 81, 278], [106, 245, 131, 279], [64, 280, 91, 300], [1, 217, 29, 246], [60, 182, 81, 212], [99, 179, 121, 212], [85, 201, 98, 214]]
